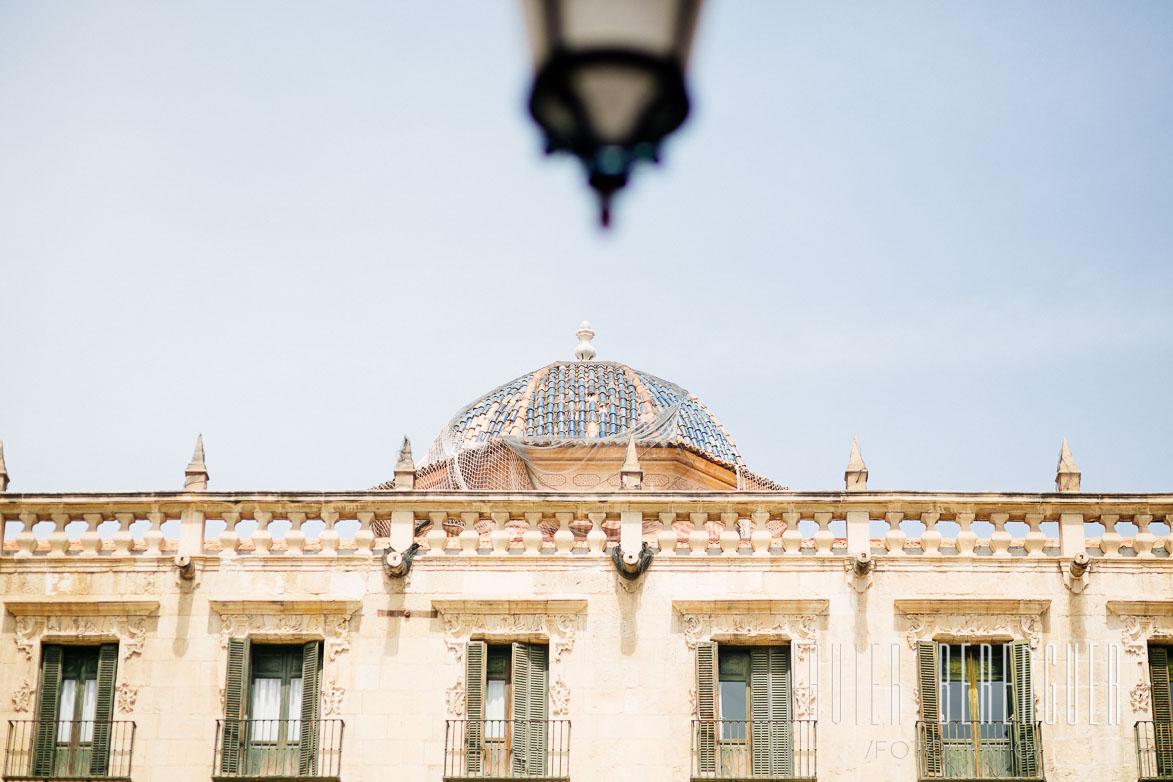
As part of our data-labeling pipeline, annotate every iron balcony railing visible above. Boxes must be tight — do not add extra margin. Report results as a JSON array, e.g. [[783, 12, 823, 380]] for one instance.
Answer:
[[443, 720, 571, 780], [915, 721, 1043, 780], [212, 719, 344, 780], [3, 720, 135, 781], [690, 720, 817, 780], [1136, 721, 1173, 780]]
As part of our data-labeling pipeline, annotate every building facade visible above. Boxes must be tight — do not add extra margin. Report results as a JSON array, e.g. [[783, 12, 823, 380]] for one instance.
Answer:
[[0, 332, 1171, 782]]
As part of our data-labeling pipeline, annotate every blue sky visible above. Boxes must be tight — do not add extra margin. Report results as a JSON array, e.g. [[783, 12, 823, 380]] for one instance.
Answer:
[[1, 1, 1170, 493]]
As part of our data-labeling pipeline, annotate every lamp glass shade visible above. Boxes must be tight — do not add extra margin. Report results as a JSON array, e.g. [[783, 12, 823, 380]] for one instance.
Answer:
[[523, 0, 702, 225]]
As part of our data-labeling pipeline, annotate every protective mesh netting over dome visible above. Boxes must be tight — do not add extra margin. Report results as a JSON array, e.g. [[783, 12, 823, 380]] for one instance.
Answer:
[[396, 361, 784, 492]]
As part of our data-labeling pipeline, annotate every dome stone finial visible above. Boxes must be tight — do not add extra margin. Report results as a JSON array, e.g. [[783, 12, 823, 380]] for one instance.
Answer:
[[574, 321, 596, 360]]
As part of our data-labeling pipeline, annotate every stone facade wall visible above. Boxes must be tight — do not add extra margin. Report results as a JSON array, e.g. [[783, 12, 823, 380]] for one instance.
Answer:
[[0, 492, 1171, 782]]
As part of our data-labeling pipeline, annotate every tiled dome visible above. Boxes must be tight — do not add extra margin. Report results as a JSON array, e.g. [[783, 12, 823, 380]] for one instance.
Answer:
[[427, 361, 744, 470]]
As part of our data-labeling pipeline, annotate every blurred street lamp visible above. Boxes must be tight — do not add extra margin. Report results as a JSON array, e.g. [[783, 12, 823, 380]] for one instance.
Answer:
[[523, 0, 702, 226]]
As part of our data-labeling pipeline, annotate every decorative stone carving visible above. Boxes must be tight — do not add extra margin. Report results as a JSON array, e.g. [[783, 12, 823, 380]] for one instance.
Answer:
[[894, 601, 1049, 651], [214, 611, 356, 662], [1130, 678, 1151, 714], [902, 613, 1043, 650], [4, 600, 158, 720], [116, 681, 138, 713], [794, 682, 817, 720], [673, 600, 828, 723], [446, 680, 466, 718], [550, 678, 570, 716], [434, 599, 587, 722], [438, 612, 581, 664], [678, 611, 820, 662], [1108, 602, 1173, 718], [11, 678, 35, 712], [321, 677, 345, 716]]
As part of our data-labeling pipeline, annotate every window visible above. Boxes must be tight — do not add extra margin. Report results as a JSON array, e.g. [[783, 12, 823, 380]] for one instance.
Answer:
[[219, 640, 322, 778], [695, 643, 792, 778], [464, 641, 549, 777], [31, 644, 119, 779], [916, 641, 1038, 780], [1145, 645, 1173, 777]]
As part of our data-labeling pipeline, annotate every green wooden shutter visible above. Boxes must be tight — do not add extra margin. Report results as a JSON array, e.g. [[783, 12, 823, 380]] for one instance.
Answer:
[[32, 645, 63, 776], [298, 641, 322, 775], [1009, 640, 1039, 778], [220, 638, 250, 775], [510, 643, 532, 776], [465, 641, 487, 775], [1150, 646, 1173, 777], [696, 641, 719, 775], [770, 647, 792, 777], [917, 641, 942, 777], [750, 648, 770, 776], [89, 644, 119, 776], [749, 648, 792, 777], [524, 644, 549, 776]]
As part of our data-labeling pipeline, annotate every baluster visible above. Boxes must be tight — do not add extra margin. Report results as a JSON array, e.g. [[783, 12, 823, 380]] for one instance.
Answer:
[[587, 512, 607, 555], [47, 513, 70, 558], [80, 513, 103, 557], [112, 512, 135, 557], [457, 512, 479, 555], [353, 511, 375, 557], [750, 510, 771, 556], [1161, 514, 1173, 556], [989, 513, 1011, 558], [884, 512, 905, 556], [1023, 513, 1046, 558], [812, 512, 833, 556], [424, 512, 448, 554], [252, 511, 274, 557], [522, 512, 543, 556], [15, 512, 38, 559], [688, 512, 709, 555], [319, 511, 340, 558], [719, 512, 740, 556], [920, 512, 942, 556], [955, 513, 976, 557], [1134, 514, 1156, 558], [656, 511, 677, 554], [286, 512, 307, 557], [781, 511, 802, 555], [144, 511, 165, 557], [1099, 514, 1121, 556], [220, 512, 241, 560], [488, 512, 510, 556], [553, 512, 575, 555]]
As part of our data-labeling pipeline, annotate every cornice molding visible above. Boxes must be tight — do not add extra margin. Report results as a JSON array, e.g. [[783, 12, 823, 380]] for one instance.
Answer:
[[672, 599, 829, 616], [894, 598, 1050, 616], [431, 598, 588, 616], [5, 599, 159, 617]]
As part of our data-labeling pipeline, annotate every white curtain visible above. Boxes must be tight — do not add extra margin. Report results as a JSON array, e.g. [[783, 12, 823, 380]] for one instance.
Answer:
[[251, 678, 281, 741], [286, 678, 303, 741]]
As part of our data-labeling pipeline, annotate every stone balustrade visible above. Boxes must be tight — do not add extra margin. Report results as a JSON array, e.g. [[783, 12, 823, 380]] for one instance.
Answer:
[[0, 492, 1170, 561]]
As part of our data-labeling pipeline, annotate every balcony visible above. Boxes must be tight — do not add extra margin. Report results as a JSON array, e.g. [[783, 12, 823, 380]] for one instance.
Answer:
[[690, 720, 817, 780], [1136, 721, 1173, 780], [915, 721, 1043, 780], [212, 719, 344, 781], [443, 720, 571, 780], [3, 720, 136, 781]]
